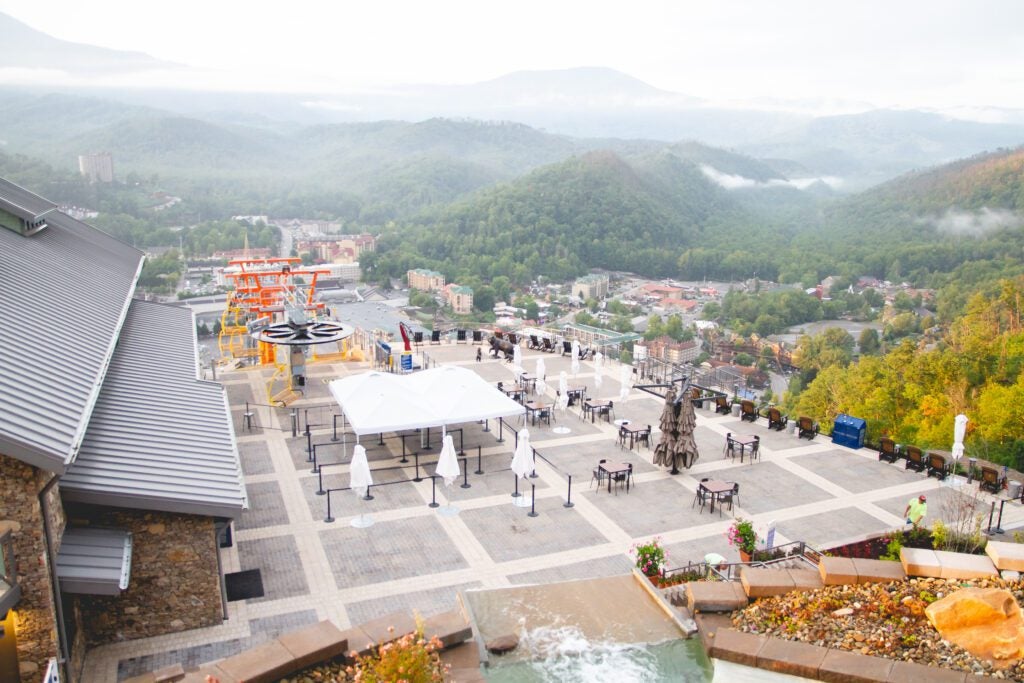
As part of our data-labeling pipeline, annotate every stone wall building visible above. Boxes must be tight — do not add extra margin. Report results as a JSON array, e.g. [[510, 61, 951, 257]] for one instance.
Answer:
[[0, 177, 246, 681]]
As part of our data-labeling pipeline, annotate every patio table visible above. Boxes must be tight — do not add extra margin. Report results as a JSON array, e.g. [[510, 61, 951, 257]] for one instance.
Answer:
[[599, 461, 631, 493]]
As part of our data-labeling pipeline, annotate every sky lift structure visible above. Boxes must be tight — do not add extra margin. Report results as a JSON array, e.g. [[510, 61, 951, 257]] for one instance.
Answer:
[[216, 256, 355, 405]]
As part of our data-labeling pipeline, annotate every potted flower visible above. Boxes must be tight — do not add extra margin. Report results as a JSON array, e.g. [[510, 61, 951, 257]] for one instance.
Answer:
[[727, 518, 758, 562], [631, 537, 666, 579]]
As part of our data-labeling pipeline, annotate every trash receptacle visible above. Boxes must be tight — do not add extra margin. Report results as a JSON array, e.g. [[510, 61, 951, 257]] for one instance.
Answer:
[[731, 403, 741, 417], [831, 414, 866, 449], [1008, 481, 1022, 499]]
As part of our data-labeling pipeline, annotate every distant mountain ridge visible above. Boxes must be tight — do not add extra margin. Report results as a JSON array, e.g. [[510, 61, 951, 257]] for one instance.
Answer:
[[0, 12, 175, 75]]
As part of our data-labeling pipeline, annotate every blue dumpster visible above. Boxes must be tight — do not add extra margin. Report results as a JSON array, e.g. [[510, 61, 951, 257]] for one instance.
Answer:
[[832, 414, 866, 449]]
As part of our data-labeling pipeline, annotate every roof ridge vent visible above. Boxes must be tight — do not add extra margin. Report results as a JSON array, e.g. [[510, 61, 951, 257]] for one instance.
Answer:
[[0, 201, 53, 236]]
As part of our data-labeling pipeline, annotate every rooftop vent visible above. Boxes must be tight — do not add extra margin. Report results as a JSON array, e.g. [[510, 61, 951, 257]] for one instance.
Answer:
[[0, 202, 53, 237]]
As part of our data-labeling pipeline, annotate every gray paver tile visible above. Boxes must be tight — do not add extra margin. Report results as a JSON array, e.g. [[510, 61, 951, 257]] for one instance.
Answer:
[[345, 582, 482, 626], [506, 554, 633, 585], [235, 481, 290, 530], [580, 477, 710, 538], [248, 609, 320, 645], [237, 535, 310, 602], [459, 497, 607, 563], [237, 440, 274, 476], [707, 461, 834, 514], [320, 515, 469, 588], [778, 507, 891, 547], [792, 449, 921, 493]]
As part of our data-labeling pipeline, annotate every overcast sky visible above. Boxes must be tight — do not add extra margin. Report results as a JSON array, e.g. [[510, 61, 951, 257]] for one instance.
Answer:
[[2, 0, 1023, 110]]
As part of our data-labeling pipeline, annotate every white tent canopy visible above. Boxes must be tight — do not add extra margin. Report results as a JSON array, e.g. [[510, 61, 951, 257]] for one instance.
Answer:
[[329, 366, 525, 437]]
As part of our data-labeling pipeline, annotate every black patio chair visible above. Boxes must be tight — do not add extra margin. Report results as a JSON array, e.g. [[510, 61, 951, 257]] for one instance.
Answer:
[[724, 432, 736, 459], [715, 395, 732, 415], [542, 337, 555, 353], [747, 437, 761, 463], [904, 445, 925, 472], [638, 425, 652, 449], [878, 437, 900, 463], [529, 334, 541, 350], [766, 407, 787, 431], [562, 340, 573, 356], [926, 452, 950, 480], [980, 465, 1006, 494], [613, 463, 633, 493], [692, 477, 710, 509], [591, 459, 607, 489], [719, 482, 740, 511], [797, 416, 818, 440]]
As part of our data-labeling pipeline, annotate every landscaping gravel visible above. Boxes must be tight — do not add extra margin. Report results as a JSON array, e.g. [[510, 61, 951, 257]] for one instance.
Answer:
[[731, 577, 1024, 679]]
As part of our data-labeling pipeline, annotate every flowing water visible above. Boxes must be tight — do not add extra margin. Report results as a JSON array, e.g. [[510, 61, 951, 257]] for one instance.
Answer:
[[462, 574, 712, 682]]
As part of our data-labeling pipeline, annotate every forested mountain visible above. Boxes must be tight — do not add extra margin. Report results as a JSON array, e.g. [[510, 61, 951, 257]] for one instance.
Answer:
[[367, 149, 765, 283]]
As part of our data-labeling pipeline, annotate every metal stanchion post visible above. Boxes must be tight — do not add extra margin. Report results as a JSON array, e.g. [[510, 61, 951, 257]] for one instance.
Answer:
[[512, 473, 521, 498], [497, 417, 504, 442], [528, 484, 538, 517], [400, 437, 409, 464], [291, 410, 298, 437], [414, 453, 422, 482], [317, 463, 326, 495], [475, 446, 483, 475], [564, 474, 574, 508], [363, 484, 374, 502], [324, 491, 334, 523], [429, 476, 439, 508], [530, 448, 538, 478], [311, 444, 319, 474], [461, 458, 471, 489], [332, 415, 340, 442], [306, 430, 313, 462]]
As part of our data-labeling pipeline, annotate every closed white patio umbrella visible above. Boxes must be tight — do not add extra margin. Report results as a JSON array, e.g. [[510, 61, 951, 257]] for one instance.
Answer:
[[619, 364, 632, 402], [571, 339, 580, 377], [511, 428, 533, 506], [594, 351, 604, 391], [349, 444, 374, 528], [434, 433, 462, 515], [513, 342, 523, 374]]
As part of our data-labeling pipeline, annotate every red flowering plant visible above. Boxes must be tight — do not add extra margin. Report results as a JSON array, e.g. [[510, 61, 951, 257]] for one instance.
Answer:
[[631, 537, 666, 578], [726, 518, 758, 554]]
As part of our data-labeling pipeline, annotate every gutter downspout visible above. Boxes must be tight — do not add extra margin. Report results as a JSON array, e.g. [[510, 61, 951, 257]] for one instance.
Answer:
[[39, 474, 71, 677]]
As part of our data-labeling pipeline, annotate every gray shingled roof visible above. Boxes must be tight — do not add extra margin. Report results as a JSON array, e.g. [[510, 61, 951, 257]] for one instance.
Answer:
[[0, 178, 143, 473], [56, 527, 132, 596], [61, 300, 248, 518]]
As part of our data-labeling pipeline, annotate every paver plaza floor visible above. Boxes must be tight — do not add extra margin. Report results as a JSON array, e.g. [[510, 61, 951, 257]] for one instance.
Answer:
[[86, 342, 1024, 680]]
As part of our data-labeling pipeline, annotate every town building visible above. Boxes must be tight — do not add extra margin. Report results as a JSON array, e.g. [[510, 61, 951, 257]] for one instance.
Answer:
[[77, 153, 114, 183], [407, 268, 446, 292], [645, 336, 702, 364], [0, 177, 246, 681], [446, 284, 474, 314], [571, 273, 609, 301], [295, 234, 376, 263]]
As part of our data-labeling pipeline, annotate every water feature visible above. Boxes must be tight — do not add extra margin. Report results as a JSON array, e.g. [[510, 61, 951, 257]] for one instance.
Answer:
[[462, 574, 713, 682]]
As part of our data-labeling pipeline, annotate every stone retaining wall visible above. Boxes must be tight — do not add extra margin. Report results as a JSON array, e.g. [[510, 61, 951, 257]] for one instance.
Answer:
[[0, 452, 62, 680], [66, 504, 222, 646]]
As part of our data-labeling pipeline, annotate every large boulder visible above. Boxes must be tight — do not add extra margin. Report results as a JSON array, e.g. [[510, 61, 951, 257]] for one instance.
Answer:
[[925, 587, 1024, 665]]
